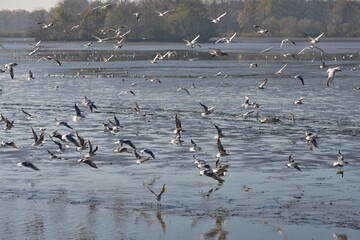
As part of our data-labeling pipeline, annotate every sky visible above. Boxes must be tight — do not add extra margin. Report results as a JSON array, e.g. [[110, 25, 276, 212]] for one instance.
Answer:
[[0, 0, 60, 11]]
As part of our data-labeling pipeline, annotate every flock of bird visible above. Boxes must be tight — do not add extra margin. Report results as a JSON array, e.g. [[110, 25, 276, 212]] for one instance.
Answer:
[[1, 3, 359, 207]]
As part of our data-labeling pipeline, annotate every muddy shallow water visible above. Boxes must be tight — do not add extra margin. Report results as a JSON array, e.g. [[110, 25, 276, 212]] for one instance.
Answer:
[[0, 38, 360, 239]]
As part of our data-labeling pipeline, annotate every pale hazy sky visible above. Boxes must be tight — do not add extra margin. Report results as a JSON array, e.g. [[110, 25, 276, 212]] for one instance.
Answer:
[[1, 0, 60, 11]]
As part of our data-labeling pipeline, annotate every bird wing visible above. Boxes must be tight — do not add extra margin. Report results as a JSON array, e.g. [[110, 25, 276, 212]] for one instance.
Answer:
[[192, 34, 200, 42], [228, 32, 236, 42], [199, 102, 208, 112], [158, 184, 166, 197], [315, 32, 325, 41], [213, 123, 222, 135], [147, 186, 158, 197], [74, 103, 82, 117], [217, 12, 226, 21], [31, 127, 38, 143], [175, 114, 181, 129]]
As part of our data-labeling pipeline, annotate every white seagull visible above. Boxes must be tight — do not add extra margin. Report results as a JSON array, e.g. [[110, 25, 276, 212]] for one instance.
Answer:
[[333, 151, 349, 168], [155, 9, 175, 17], [215, 32, 236, 44], [280, 39, 296, 47], [199, 102, 215, 116], [287, 154, 301, 172], [304, 32, 325, 45], [326, 67, 341, 87], [209, 12, 226, 23], [183, 35, 201, 48], [275, 63, 288, 74]]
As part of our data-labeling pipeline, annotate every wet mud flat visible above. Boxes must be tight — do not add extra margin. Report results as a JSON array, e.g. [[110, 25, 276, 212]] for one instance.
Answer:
[[1, 39, 360, 239]]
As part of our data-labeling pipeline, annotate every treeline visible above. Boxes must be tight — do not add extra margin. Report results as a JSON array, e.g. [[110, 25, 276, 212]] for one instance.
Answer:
[[0, 0, 360, 41]]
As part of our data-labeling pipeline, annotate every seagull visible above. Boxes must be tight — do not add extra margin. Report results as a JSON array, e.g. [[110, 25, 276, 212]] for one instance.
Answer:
[[216, 138, 229, 158], [65, 24, 80, 34], [108, 115, 123, 133], [132, 12, 142, 21], [134, 150, 151, 164], [37, 55, 62, 66], [210, 48, 228, 57], [275, 63, 288, 74], [91, 3, 111, 11], [293, 75, 305, 85], [37, 22, 54, 29], [287, 154, 301, 171], [83, 42, 93, 47], [170, 133, 184, 145], [320, 57, 327, 69], [147, 184, 166, 205], [29, 47, 40, 56], [280, 38, 296, 47], [199, 168, 225, 183], [114, 146, 133, 154], [174, 114, 184, 134], [326, 67, 341, 87], [51, 139, 69, 153], [256, 78, 267, 89], [140, 149, 156, 159], [73, 103, 85, 122], [347, 49, 360, 58], [82, 96, 97, 112], [84, 139, 98, 159], [17, 161, 40, 171], [145, 77, 161, 84], [31, 127, 45, 146], [193, 155, 211, 169], [189, 139, 202, 152], [177, 87, 190, 95], [253, 25, 269, 34], [333, 151, 349, 168], [183, 35, 201, 48], [304, 32, 325, 45], [22, 109, 35, 120], [75, 131, 88, 152], [118, 90, 136, 96], [155, 9, 175, 17], [305, 132, 318, 149], [47, 150, 63, 160], [215, 32, 236, 44], [293, 97, 304, 105], [116, 139, 136, 150], [8, 66, 14, 79], [249, 63, 258, 68], [199, 102, 215, 116], [55, 118, 73, 129], [103, 54, 114, 62], [260, 47, 272, 53], [1, 115, 15, 130], [213, 158, 229, 176], [78, 157, 98, 169], [150, 53, 162, 63], [91, 34, 115, 43], [298, 45, 326, 55], [1, 141, 19, 149], [209, 12, 226, 23], [238, 110, 256, 119], [113, 39, 124, 50], [241, 96, 259, 109], [29, 40, 41, 50], [28, 70, 35, 80], [4, 63, 17, 80]]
